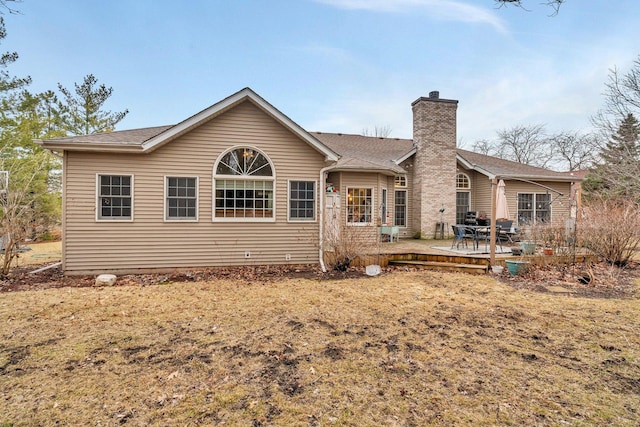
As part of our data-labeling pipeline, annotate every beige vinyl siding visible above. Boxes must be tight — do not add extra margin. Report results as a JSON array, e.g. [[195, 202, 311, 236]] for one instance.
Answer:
[[63, 101, 326, 274], [509, 180, 572, 226], [339, 172, 382, 243], [464, 171, 572, 227], [468, 170, 492, 217]]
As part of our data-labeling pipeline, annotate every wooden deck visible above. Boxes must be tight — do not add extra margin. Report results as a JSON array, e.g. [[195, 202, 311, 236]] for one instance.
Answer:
[[353, 238, 594, 274]]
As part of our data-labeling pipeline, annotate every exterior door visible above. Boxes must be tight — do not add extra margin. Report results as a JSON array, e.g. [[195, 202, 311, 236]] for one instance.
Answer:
[[456, 191, 470, 225]]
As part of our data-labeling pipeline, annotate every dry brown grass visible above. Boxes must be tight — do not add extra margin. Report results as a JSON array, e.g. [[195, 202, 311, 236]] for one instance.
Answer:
[[10, 241, 61, 267], [1, 271, 639, 426]]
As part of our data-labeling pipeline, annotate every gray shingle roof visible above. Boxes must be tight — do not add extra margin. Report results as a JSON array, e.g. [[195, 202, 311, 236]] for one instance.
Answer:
[[41, 125, 173, 145], [312, 132, 413, 174], [457, 149, 575, 181]]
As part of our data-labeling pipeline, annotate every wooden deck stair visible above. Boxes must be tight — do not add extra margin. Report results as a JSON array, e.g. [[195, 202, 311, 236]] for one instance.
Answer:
[[387, 253, 489, 275]]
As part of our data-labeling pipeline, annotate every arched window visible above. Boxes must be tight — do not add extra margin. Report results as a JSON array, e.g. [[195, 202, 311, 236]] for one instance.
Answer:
[[456, 173, 470, 189], [455, 172, 471, 224], [213, 147, 275, 220]]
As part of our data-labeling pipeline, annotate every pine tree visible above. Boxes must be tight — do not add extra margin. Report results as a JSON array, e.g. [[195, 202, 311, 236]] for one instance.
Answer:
[[583, 114, 640, 201], [57, 74, 129, 136]]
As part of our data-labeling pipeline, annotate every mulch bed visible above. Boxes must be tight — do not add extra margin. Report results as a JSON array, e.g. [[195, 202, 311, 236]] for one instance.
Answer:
[[1, 261, 638, 299]]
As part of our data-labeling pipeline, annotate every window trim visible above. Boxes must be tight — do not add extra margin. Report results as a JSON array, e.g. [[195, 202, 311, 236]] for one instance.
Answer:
[[517, 192, 552, 224], [394, 175, 407, 188], [394, 189, 407, 228], [346, 187, 374, 226], [164, 176, 199, 222], [287, 179, 317, 223], [212, 145, 276, 223], [456, 172, 471, 190], [95, 173, 134, 222]]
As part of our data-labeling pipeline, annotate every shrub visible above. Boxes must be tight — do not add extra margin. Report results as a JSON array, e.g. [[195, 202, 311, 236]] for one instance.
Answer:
[[578, 197, 640, 266]]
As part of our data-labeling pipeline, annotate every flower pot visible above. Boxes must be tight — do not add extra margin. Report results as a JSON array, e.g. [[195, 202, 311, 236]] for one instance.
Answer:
[[521, 241, 536, 255], [543, 248, 554, 255], [505, 259, 529, 275]]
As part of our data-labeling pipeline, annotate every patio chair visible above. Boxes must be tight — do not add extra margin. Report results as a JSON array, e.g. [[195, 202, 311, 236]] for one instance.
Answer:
[[451, 225, 472, 249], [496, 219, 514, 244]]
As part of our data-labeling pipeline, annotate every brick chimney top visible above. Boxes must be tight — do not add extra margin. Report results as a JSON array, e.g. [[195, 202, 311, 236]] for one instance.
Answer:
[[411, 91, 458, 107]]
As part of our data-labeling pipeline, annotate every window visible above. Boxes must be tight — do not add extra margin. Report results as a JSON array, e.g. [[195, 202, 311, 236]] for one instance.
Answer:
[[289, 180, 315, 221], [166, 177, 197, 221], [456, 173, 470, 189], [517, 193, 551, 224], [381, 188, 387, 224], [97, 174, 132, 220], [456, 192, 470, 225], [347, 188, 373, 224], [456, 173, 471, 224], [395, 175, 407, 187], [214, 147, 275, 220], [394, 190, 407, 227]]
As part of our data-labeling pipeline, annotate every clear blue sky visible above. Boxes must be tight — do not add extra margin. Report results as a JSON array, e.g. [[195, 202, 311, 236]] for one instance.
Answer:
[[4, 0, 640, 144]]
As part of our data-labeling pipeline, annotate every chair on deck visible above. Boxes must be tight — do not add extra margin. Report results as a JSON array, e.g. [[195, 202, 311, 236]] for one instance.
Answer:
[[496, 219, 514, 244], [451, 225, 473, 249]]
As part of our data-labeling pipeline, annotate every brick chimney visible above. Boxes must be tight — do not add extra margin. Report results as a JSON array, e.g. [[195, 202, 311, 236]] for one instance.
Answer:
[[411, 91, 458, 238]]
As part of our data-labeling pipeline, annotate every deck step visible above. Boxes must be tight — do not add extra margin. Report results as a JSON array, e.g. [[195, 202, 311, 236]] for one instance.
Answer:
[[389, 260, 488, 274]]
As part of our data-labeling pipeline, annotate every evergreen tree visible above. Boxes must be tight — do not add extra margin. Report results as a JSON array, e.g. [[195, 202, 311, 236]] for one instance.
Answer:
[[583, 114, 640, 201], [57, 74, 129, 136], [600, 113, 639, 163]]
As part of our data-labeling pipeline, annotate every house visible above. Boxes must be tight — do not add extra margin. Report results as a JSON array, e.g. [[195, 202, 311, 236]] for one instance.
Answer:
[[36, 88, 578, 275]]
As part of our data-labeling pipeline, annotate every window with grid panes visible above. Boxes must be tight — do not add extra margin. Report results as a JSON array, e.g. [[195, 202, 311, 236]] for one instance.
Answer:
[[166, 177, 197, 220], [214, 147, 274, 220], [347, 187, 373, 224], [289, 181, 315, 221], [98, 174, 132, 220]]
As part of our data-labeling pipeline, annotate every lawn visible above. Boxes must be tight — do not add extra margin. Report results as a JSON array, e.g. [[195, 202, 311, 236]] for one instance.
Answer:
[[1, 271, 639, 426]]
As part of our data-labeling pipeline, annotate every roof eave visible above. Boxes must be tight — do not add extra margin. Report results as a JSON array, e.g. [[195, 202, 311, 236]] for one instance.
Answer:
[[394, 147, 416, 165], [35, 140, 144, 153]]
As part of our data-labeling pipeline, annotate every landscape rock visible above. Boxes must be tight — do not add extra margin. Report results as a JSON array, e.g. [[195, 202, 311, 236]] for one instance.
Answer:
[[95, 274, 117, 286]]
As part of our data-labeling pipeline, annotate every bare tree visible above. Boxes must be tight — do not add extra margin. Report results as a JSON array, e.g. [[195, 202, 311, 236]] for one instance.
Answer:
[[0, 150, 58, 276], [548, 131, 599, 171], [470, 139, 493, 155], [362, 125, 392, 138], [592, 55, 640, 138], [495, 0, 565, 14], [495, 124, 553, 167], [0, 0, 20, 15]]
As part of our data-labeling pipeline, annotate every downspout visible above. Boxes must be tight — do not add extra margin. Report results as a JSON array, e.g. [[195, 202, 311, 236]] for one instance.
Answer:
[[319, 164, 337, 272]]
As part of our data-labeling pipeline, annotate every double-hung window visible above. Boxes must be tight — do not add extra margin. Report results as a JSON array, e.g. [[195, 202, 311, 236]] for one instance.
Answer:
[[97, 174, 133, 221], [394, 190, 407, 227], [289, 180, 316, 221], [166, 177, 198, 221], [517, 193, 551, 224], [214, 147, 275, 221], [347, 187, 373, 224]]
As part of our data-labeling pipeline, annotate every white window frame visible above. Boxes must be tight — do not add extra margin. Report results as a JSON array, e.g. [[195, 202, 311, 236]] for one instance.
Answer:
[[212, 145, 276, 222], [346, 187, 374, 226], [164, 176, 199, 222], [456, 172, 471, 190], [395, 175, 407, 188], [96, 173, 134, 222], [394, 189, 407, 228], [287, 179, 317, 222], [517, 192, 552, 224]]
